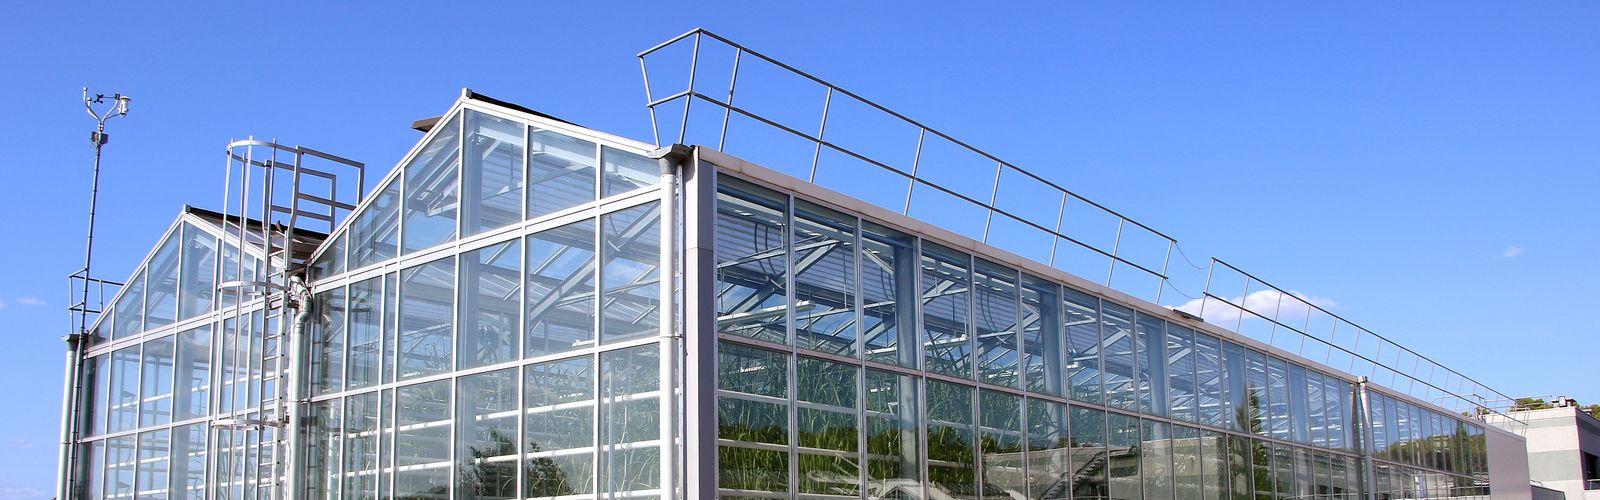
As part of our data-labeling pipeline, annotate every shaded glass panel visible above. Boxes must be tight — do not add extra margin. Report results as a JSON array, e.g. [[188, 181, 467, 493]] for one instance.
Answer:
[[311, 287, 346, 395], [1252, 440, 1273, 500], [599, 345, 661, 494], [1267, 357, 1291, 441], [978, 390, 1025, 499], [527, 128, 597, 218], [1143, 420, 1175, 500], [139, 336, 175, 427], [1026, 399, 1071, 500], [1135, 312, 1167, 416], [974, 260, 1019, 388], [399, 257, 455, 380], [1102, 302, 1136, 411], [600, 202, 661, 344], [1020, 274, 1063, 396], [1196, 333, 1226, 429], [715, 180, 788, 344], [402, 113, 461, 254], [1306, 370, 1328, 448], [1229, 432, 1252, 500], [865, 369, 921, 494], [145, 232, 180, 329], [350, 177, 401, 269], [1205, 430, 1230, 500], [861, 222, 917, 367], [347, 277, 382, 390], [925, 380, 975, 498], [921, 243, 971, 378], [396, 380, 452, 497], [456, 369, 518, 498], [525, 220, 596, 358], [1222, 342, 1249, 433], [1106, 412, 1142, 500], [1245, 350, 1269, 436], [1168, 324, 1198, 423], [1287, 364, 1310, 444], [524, 357, 594, 497], [1173, 425, 1204, 500], [794, 201, 858, 356], [600, 146, 657, 197], [795, 357, 859, 497], [463, 109, 525, 236], [1063, 288, 1103, 405], [173, 325, 212, 421], [177, 223, 217, 320], [1273, 444, 1295, 500], [717, 343, 789, 494], [1069, 406, 1109, 498], [459, 240, 521, 369]]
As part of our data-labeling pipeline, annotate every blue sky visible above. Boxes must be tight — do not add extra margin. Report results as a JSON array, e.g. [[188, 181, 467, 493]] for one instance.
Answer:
[[1, 2, 1596, 497]]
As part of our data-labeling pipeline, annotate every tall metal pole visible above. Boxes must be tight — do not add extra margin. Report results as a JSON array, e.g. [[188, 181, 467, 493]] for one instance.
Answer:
[[58, 88, 130, 500]]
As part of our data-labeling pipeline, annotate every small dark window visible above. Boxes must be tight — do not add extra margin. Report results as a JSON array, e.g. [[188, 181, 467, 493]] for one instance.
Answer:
[[1584, 452, 1600, 490]]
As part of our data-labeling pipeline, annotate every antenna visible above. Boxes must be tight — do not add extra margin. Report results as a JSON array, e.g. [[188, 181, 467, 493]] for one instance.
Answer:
[[68, 87, 132, 338]]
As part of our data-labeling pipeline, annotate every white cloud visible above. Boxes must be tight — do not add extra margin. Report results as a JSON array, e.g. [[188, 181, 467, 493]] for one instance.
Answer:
[[14, 297, 43, 307], [9, 438, 29, 449], [1501, 246, 1524, 258], [0, 486, 49, 500], [1176, 288, 1339, 327]]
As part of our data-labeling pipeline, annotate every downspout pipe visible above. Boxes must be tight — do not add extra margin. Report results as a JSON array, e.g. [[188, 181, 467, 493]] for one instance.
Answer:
[[648, 144, 690, 498], [56, 332, 84, 500], [282, 274, 314, 499]]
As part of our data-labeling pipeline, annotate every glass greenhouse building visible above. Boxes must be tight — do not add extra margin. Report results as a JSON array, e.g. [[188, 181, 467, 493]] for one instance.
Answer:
[[58, 32, 1534, 500]]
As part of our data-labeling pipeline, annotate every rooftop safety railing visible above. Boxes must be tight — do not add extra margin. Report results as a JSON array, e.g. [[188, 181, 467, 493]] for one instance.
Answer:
[[639, 28, 1523, 434]]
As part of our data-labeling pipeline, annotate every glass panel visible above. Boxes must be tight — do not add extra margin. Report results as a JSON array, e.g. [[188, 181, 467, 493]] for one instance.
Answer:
[[1287, 364, 1310, 444], [314, 231, 347, 280], [1026, 399, 1071, 499], [396, 380, 451, 498], [796, 357, 859, 497], [171, 423, 206, 499], [865, 369, 921, 494], [107, 435, 135, 499], [1273, 444, 1295, 500], [83, 354, 110, 437], [463, 109, 525, 236], [1205, 431, 1230, 500], [136, 429, 170, 499], [177, 223, 217, 320], [1222, 342, 1249, 433], [1243, 350, 1270, 437], [459, 240, 521, 369], [350, 177, 401, 269], [174, 325, 212, 421], [1306, 371, 1328, 448], [716, 343, 789, 494], [1294, 448, 1313, 500], [1229, 433, 1252, 500], [344, 392, 380, 500], [309, 398, 344, 500], [978, 390, 1024, 498], [1196, 333, 1226, 429], [140, 336, 175, 427], [1168, 324, 1198, 423], [921, 243, 972, 378], [112, 271, 145, 339], [456, 369, 519, 498], [1070, 406, 1109, 498], [399, 257, 455, 380], [600, 202, 661, 344], [527, 128, 597, 218], [402, 113, 461, 254], [1174, 426, 1204, 500], [1063, 288, 1103, 405], [145, 232, 180, 329], [1143, 420, 1175, 500], [599, 345, 661, 494], [1252, 440, 1273, 500], [311, 287, 346, 395], [525, 219, 596, 358], [524, 357, 595, 498], [861, 222, 917, 367], [1106, 412, 1142, 500], [82, 440, 106, 499], [1020, 274, 1063, 396], [925, 380, 975, 498], [384, 273, 398, 384], [1267, 357, 1291, 441], [600, 146, 658, 197], [715, 180, 789, 344], [974, 260, 1020, 388], [348, 277, 382, 390], [793, 201, 858, 356], [1135, 312, 1167, 415]]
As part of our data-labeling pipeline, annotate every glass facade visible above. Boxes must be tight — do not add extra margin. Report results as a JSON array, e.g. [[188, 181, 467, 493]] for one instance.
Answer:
[[64, 94, 1499, 500]]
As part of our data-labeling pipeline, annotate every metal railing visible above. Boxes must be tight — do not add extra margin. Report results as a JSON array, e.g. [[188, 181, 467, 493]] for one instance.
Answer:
[[1198, 258, 1525, 432], [639, 28, 1181, 305]]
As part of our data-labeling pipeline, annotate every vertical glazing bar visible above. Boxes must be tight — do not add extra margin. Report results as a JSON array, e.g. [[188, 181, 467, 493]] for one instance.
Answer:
[[719, 48, 743, 152], [808, 87, 833, 183], [678, 33, 702, 146], [980, 162, 1003, 242]]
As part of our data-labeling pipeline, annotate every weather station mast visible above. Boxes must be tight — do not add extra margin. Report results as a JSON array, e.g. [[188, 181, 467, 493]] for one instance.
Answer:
[[58, 88, 131, 500]]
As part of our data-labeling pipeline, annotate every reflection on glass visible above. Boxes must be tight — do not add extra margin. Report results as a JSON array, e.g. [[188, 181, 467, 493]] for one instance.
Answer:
[[525, 357, 595, 498], [715, 180, 788, 344], [525, 220, 596, 358], [1142, 420, 1174, 500], [403, 113, 461, 254], [1069, 406, 1108, 498], [457, 369, 518, 498], [459, 240, 521, 369], [463, 110, 525, 236], [600, 203, 661, 344], [1106, 412, 1142, 500], [794, 201, 858, 356], [1173, 425, 1203, 500], [399, 257, 455, 380], [1027, 399, 1071, 499]]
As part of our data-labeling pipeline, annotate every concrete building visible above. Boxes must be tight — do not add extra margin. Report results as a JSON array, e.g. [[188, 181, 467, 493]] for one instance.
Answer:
[[55, 29, 1534, 499], [1491, 399, 1600, 499]]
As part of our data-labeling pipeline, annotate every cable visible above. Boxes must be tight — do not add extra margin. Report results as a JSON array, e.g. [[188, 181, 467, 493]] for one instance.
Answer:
[[1171, 242, 1208, 271]]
